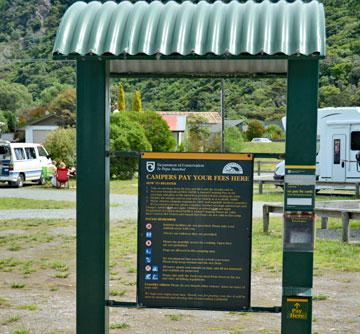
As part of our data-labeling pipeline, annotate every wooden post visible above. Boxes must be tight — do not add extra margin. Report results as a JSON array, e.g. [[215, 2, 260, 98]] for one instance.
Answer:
[[321, 217, 328, 229], [257, 160, 261, 176], [356, 183, 360, 198], [341, 212, 350, 243], [259, 180, 263, 194], [263, 205, 269, 233]]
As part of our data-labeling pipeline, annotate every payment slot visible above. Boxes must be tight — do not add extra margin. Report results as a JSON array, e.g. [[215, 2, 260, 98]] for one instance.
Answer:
[[283, 212, 314, 251]]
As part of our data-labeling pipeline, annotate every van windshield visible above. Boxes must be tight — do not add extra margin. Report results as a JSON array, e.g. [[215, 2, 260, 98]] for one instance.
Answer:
[[0, 145, 11, 160]]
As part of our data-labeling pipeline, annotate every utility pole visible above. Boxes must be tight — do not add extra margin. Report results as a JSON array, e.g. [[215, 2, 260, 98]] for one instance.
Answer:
[[221, 79, 225, 153]]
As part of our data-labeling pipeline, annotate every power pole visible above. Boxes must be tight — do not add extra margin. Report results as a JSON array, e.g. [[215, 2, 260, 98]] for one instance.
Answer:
[[221, 79, 225, 153]]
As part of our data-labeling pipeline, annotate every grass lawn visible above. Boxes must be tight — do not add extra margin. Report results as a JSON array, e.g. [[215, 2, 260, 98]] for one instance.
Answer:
[[31, 178, 139, 195], [110, 178, 138, 195], [0, 198, 75, 210], [0, 217, 358, 332], [241, 142, 285, 154]]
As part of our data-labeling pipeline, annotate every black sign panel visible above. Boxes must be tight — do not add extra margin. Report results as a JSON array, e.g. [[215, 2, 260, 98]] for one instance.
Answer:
[[137, 153, 253, 310]]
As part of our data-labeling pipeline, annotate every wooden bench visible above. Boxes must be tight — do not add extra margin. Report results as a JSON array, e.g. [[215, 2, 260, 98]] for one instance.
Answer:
[[262, 202, 360, 243]]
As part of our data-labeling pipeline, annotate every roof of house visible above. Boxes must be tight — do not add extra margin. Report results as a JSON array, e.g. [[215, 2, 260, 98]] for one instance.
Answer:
[[264, 119, 285, 131], [25, 114, 59, 127], [159, 112, 221, 124], [208, 119, 247, 133], [161, 115, 186, 132]]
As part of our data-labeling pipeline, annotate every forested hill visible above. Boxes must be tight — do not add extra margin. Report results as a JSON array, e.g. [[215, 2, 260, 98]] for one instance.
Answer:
[[0, 0, 359, 124]]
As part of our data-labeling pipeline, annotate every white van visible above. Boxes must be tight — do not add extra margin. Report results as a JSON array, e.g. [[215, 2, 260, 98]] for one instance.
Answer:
[[274, 107, 360, 187], [0, 141, 52, 187]]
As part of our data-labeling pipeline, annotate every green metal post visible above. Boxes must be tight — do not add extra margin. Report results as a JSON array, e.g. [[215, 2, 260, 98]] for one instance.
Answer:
[[76, 59, 110, 334], [282, 59, 319, 334]]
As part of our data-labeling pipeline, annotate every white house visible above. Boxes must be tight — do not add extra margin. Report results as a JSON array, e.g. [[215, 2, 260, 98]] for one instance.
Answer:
[[23, 114, 59, 144]]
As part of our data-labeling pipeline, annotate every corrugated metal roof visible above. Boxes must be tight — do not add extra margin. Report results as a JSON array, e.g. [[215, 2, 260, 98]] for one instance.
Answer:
[[53, 0, 326, 58], [159, 112, 222, 124]]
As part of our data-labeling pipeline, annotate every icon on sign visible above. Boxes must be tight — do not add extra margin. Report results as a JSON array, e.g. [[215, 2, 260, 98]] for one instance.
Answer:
[[152, 265, 159, 272], [146, 232, 152, 238], [145, 240, 152, 247], [145, 257, 152, 264], [145, 248, 152, 255], [146, 161, 155, 173], [152, 274, 159, 280], [146, 223, 152, 230], [145, 265, 152, 272], [145, 274, 152, 280]]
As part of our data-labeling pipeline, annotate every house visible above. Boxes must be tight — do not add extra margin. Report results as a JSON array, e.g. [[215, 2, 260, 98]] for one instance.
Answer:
[[23, 114, 59, 144], [159, 114, 187, 148], [208, 119, 248, 134], [158, 111, 222, 147], [158, 111, 222, 125], [264, 119, 285, 132]]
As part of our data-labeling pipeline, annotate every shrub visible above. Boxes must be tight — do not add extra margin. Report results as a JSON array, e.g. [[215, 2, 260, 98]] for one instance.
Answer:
[[225, 126, 244, 152], [264, 124, 284, 140], [246, 120, 265, 141], [183, 115, 210, 152], [43, 128, 76, 167], [118, 83, 125, 112], [128, 111, 176, 152], [110, 112, 151, 179], [132, 90, 142, 112]]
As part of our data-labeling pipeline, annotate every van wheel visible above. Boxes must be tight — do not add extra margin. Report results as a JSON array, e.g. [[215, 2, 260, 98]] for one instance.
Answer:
[[37, 175, 46, 185], [12, 174, 24, 188]]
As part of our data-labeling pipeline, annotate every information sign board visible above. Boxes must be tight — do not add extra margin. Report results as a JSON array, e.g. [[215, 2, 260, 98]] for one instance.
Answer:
[[284, 167, 316, 212], [137, 153, 253, 310]]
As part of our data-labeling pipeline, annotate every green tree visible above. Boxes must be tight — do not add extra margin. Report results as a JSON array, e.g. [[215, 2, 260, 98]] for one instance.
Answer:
[[110, 112, 151, 179], [43, 128, 76, 167], [184, 115, 210, 152], [246, 120, 265, 141], [49, 88, 76, 127], [132, 90, 142, 112], [264, 124, 284, 140], [118, 83, 125, 112], [128, 111, 176, 152], [40, 83, 71, 105], [0, 80, 33, 113], [319, 85, 341, 107], [225, 126, 244, 152], [0, 111, 9, 133]]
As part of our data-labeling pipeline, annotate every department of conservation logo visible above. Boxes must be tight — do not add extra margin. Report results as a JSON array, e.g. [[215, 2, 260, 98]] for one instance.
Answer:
[[146, 161, 156, 173], [222, 162, 243, 175]]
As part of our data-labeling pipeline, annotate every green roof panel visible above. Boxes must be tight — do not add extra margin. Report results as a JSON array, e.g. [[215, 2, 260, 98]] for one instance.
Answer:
[[53, 0, 326, 58]]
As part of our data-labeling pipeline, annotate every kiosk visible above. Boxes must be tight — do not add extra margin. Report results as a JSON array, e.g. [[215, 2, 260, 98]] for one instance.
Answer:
[[52, 1, 326, 333]]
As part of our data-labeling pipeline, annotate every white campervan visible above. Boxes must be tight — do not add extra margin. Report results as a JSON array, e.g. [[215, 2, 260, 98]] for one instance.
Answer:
[[274, 107, 360, 186], [0, 141, 52, 187]]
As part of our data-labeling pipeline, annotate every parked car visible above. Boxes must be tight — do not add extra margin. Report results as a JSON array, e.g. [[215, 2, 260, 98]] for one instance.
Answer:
[[0, 141, 52, 187], [251, 137, 272, 143]]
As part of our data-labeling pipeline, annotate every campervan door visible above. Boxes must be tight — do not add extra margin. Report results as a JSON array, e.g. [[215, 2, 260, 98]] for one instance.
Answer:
[[317, 107, 360, 183]]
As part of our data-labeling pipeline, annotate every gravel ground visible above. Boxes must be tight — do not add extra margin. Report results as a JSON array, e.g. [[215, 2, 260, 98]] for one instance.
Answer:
[[0, 188, 271, 220]]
